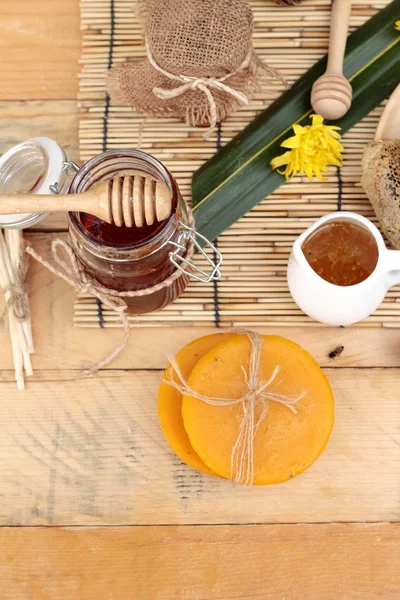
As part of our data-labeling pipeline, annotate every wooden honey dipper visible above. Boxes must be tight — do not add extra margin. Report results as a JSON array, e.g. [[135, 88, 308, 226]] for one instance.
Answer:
[[311, 0, 352, 120], [0, 175, 172, 227]]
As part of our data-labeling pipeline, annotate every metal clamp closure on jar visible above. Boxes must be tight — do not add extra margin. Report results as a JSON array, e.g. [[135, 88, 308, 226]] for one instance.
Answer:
[[169, 221, 222, 283], [49, 161, 79, 195]]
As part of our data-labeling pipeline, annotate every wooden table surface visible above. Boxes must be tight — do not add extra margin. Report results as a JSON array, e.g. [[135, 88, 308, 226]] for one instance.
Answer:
[[0, 1, 399, 598]]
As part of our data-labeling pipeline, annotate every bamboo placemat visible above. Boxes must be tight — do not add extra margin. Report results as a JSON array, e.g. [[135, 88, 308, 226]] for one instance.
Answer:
[[76, 0, 399, 329]]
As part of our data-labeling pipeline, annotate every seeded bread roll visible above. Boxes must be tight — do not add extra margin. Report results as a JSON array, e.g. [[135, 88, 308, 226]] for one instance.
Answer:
[[361, 140, 400, 249]]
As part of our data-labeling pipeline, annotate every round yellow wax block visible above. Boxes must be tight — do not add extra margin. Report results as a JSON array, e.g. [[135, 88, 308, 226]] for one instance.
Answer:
[[182, 334, 334, 485], [158, 333, 234, 476]]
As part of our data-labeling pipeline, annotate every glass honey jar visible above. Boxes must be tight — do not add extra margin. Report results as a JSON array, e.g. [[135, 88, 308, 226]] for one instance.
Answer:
[[67, 149, 221, 314]]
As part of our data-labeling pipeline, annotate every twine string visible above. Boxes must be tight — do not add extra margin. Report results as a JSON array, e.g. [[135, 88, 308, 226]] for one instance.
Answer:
[[0, 284, 29, 325], [146, 41, 252, 137], [164, 330, 306, 485], [25, 221, 195, 375], [0, 254, 29, 326], [26, 240, 129, 374]]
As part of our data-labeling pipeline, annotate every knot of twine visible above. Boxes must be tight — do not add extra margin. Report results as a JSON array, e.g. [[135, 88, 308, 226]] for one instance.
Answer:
[[0, 261, 29, 326], [26, 239, 130, 375], [165, 330, 306, 485], [26, 219, 195, 375], [146, 40, 252, 138]]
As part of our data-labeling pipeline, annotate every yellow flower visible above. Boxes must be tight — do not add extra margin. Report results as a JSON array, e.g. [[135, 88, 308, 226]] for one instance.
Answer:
[[270, 114, 344, 180], [395, 20, 400, 30]]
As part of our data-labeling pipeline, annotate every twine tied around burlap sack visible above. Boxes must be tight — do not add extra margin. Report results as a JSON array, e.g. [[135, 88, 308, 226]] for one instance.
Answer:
[[146, 41, 252, 138], [25, 218, 195, 375], [108, 0, 284, 137], [164, 330, 306, 485]]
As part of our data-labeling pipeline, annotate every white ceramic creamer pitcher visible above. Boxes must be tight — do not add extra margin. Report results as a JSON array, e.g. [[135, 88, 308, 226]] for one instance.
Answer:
[[287, 212, 400, 326]]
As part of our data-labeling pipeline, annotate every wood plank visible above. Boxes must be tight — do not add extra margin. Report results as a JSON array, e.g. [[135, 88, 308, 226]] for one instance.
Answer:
[[0, 524, 399, 600], [33, 212, 69, 231], [0, 368, 398, 525], [0, 100, 79, 164], [0, 0, 80, 100], [0, 232, 394, 371]]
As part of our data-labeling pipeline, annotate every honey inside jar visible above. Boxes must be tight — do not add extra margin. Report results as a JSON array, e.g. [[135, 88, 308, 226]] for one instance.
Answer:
[[302, 221, 379, 286]]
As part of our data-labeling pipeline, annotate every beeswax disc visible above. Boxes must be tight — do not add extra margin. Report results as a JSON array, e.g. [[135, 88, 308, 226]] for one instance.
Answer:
[[182, 334, 334, 485], [158, 333, 233, 475]]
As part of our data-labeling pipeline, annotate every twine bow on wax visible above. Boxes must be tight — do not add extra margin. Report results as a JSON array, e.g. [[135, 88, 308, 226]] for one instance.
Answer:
[[165, 330, 306, 486], [146, 41, 252, 138]]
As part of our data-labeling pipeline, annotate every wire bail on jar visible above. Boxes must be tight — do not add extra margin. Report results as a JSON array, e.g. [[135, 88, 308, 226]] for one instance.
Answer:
[[168, 221, 222, 283], [49, 161, 80, 195]]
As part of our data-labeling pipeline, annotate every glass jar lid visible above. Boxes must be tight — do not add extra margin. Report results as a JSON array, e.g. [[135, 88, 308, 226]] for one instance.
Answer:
[[0, 137, 73, 229]]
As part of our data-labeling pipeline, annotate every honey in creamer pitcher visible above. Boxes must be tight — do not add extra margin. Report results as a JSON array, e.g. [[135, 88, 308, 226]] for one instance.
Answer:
[[302, 221, 379, 286]]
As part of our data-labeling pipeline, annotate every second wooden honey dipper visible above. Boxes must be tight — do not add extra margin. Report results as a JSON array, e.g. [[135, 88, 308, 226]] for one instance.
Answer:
[[0, 175, 173, 227], [311, 0, 353, 120]]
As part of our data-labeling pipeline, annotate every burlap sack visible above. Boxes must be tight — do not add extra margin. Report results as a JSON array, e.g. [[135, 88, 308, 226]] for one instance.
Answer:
[[108, 0, 282, 130]]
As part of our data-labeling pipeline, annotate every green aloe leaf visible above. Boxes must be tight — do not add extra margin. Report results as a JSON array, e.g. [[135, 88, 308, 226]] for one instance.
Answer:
[[192, 0, 400, 243]]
